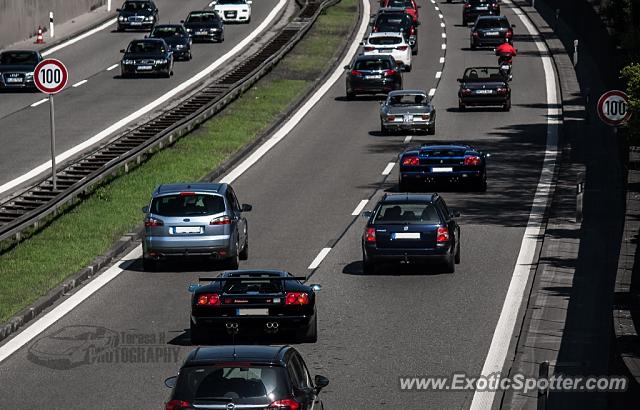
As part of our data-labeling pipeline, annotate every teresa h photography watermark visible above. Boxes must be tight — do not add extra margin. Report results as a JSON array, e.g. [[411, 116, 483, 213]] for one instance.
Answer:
[[27, 325, 181, 370], [399, 372, 628, 394]]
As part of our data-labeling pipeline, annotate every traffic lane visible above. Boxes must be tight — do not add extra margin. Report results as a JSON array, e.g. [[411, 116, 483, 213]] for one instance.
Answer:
[[0, 0, 211, 119], [0, 0, 279, 189]]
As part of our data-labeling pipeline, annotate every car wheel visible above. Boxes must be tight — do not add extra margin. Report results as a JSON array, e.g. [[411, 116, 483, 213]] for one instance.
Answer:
[[478, 174, 488, 192], [142, 258, 157, 271], [455, 239, 461, 264], [503, 98, 512, 111], [116, 25, 124, 32], [362, 250, 375, 274], [470, 40, 476, 50], [428, 124, 435, 135], [239, 238, 249, 260], [405, 64, 412, 72], [412, 45, 418, 55], [346, 91, 355, 100], [380, 120, 387, 135], [190, 321, 207, 345], [444, 253, 455, 273], [458, 102, 466, 111], [399, 179, 412, 192], [462, 18, 467, 26], [298, 314, 318, 343], [224, 252, 239, 270]]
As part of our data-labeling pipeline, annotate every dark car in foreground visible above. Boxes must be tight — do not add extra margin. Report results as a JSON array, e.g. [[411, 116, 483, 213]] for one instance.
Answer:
[[470, 15, 514, 48], [141, 182, 251, 270], [458, 66, 511, 111], [0, 50, 42, 91], [116, 0, 158, 31], [345, 54, 402, 99], [380, 89, 435, 135], [183, 11, 224, 42], [398, 144, 488, 191], [120, 38, 174, 77], [362, 193, 461, 273], [190, 270, 320, 344], [164, 345, 329, 410], [462, 0, 500, 25], [372, 8, 419, 54], [149, 24, 192, 60]]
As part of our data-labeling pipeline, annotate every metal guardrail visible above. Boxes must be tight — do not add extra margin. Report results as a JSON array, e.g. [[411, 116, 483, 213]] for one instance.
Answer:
[[0, 0, 329, 244]]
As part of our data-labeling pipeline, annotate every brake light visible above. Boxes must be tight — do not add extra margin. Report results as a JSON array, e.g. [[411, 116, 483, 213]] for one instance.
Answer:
[[491, 3, 499, 8], [372, 26, 378, 32], [197, 293, 221, 306], [383, 69, 397, 76], [421, 114, 430, 120], [496, 87, 508, 95], [144, 217, 164, 227], [463, 155, 481, 166], [365, 227, 376, 242], [402, 155, 419, 166], [285, 292, 309, 305], [210, 215, 231, 225], [472, 31, 479, 37], [179, 192, 195, 196], [437, 226, 450, 242], [268, 398, 301, 410], [166, 400, 191, 410], [461, 88, 472, 96], [396, 45, 408, 51], [410, 26, 415, 35], [351, 69, 364, 76], [506, 29, 513, 38], [364, 46, 375, 52], [464, 3, 471, 8], [386, 115, 396, 121]]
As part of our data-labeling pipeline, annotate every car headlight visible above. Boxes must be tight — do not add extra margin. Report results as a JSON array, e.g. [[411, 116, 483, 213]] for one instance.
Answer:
[[186, 28, 192, 32], [175, 44, 185, 50], [118, 16, 125, 21], [145, 15, 154, 21], [155, 59, 168, 64], [122, 59, 135, 65], [210, 28, 220, 32]]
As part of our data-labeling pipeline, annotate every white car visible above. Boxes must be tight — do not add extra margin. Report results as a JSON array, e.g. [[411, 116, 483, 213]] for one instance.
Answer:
[[209, 0, 252, 23], [362, 32, 412, 71]]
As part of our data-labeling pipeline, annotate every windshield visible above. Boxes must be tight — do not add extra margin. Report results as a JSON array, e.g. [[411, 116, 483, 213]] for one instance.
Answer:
[[369, 36, 402, 45], [127, 41, 164, 53], [217, 0, 246, 4], [389, 94, 428, 106], [150, 194, 225, 216], [0, 51, 38, 65], [463, 67, 505, 82], [175, 366, 288, 401], [475, 18, 509, 29], [374, 203, 441, 224], [354, 59, 392, 70], [151, 26, 185, 37], [187, 13, 220, 23], [122, 1, 152, 11]]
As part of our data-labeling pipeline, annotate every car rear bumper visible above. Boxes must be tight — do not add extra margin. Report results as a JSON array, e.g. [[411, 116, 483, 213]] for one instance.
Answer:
[[192, 314, 313, 330], [459, 95, 509, 106], [472, 36, 509, 46], [383, 119, 434, 131], [400, 169, 483, 183], [348, 78, 401, 94], [364, 246, 451, 262], [143, 235, 232, 258]]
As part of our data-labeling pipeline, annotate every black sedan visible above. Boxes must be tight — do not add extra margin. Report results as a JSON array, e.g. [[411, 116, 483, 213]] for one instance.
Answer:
[[462, 0, 500, 26], [470, 15, 514, 48], [362, 193, 461, 273], [0, 50, 42, 91], [116, 0, 158, 31], [120, 38, 174, 77], [183, 11, 224, 42], [345, 55, 403, 99], [458, 66, 511, 111], [372, 8, 419, 54], [164, 345, 329, 410], [399, 144, 488, 191], [190, 270, 320, 344], [149, 24, 192, 60]]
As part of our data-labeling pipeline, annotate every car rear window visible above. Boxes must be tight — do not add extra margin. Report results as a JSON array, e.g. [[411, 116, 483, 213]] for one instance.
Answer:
[[150, 194, 225, 216], [463, 67, 505, 81], [187, 12, 220, 23], [354, 59, 392, 70], [475, 18, 509, 29], [376, 14, 412, 27], [369, 36, 402, 45], [387, 0, 414, 7], [468, 0, 497, 5], [221, 275, 285, 294], [374, 203, 441, 224], [174, 366, 288, 401], [0, 52, 38, 65], [421, 149, 467, 157], [389, 94, 428, 106]]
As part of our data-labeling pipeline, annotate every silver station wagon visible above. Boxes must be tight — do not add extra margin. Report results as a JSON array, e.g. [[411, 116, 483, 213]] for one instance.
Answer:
[[141, 182, 251, 270]]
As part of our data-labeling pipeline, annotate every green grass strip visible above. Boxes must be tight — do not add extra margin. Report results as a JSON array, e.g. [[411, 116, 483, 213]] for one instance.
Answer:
[[0, 0, 357, 323]]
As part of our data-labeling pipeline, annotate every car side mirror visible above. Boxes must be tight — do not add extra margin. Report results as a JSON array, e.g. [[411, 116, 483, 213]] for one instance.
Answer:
[[511, 24, 516, 28], [241, 204, 252, 212], [116, 8, 122, 12], [457, 78, 463, 82], [188, 283, 200, 293], [415, 21, 420, 26], [120, 49, 125, 53], [164, 376, 177, 388], [343, 65, 350, 70], [144, 35, 148, 38], [362, 211, 372, 219], [315, 375, 329, 392], [142, 205, 150, 213], [180, 19, 185, 23], [485, 153, 491, 158], [310, 284, 322, 292], [451, 211, 461, 218]]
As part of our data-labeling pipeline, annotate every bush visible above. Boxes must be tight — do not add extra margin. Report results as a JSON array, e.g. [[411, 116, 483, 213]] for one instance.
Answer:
[[621, 62, 640, 144]]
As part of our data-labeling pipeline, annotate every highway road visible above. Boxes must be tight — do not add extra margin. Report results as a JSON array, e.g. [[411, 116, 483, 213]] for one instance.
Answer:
[[0, 0, 283, 196], [0, 0, 557, 409]]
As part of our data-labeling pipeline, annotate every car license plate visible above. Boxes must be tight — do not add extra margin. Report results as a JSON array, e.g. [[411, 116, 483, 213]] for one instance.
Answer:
[[432, 167, 453, 173], [403, 115, 413, 123], [225, 12, 237, 17], [197, 30, 208, 35], [475, 89, 494, 94], [485, 31, 499, 36], [393, 232, 421, 239], [130, 22, 142, 26], [137, 65, 153, 70], [477, 6, 489, 10], [6, 77, 23, 83], [174, 226, 203, 234], [237, 308, 268, 316], [365, 75, 382, 79]]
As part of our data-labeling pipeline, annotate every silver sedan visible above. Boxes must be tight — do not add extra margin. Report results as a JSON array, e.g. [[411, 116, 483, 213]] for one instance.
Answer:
[[379, 90, 436, 135]]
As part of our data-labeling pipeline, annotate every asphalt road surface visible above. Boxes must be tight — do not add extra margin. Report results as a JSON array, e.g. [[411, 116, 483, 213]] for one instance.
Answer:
[[0, 0, 554, 409]]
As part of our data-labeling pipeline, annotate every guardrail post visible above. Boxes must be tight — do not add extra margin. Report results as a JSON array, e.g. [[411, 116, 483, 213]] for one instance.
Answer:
[[49, 12, 54, 38], [576, 172, 584, 223], [537, 360, 549, 410], [573, 39, 579, 67], [108, 0, 112, 12]]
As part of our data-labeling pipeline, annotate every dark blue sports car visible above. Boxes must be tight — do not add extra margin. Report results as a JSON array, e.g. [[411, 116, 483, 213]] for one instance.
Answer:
[[398, 144, 488, 191]]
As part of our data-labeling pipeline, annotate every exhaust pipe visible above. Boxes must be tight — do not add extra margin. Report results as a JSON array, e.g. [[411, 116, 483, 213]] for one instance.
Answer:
[[265, 322, 279, 334], [225, 322, 239, 335]]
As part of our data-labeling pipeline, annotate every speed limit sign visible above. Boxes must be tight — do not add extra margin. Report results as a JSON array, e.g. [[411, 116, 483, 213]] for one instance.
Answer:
[[34, 58, 68, 94], [597, 90, 631, 126]]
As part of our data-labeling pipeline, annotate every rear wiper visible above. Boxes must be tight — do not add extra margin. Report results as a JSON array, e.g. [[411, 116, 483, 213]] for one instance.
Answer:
[[195, 397, 234, 402]]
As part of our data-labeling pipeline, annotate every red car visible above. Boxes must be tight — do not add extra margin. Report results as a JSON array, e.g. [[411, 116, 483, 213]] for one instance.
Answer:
[[381, 0, 420, 22]]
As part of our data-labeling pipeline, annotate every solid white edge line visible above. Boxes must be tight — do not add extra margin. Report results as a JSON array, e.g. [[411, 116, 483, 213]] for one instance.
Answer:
[[308, 247, 332, 270], [439, 57, 445, 63], [435, 71, 442, 79], [382, 162, 395, 176], [42, 18, 117, 56], [0, 0, 288, 196], [351, 199, 369, 216], [428, 88, 436, 96], [469, 0, 560, 409], [72, 79, 88, 88], [403, 135, 412, 144], [106, 64, 119, 71], [0, 0, 369, 364], [30, 98, 48, 107]]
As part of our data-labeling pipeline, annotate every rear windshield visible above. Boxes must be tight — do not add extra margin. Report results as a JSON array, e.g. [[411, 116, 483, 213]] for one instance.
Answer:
[[150, 194, 225, 216], [122, 1, 152, 11], [386, 0, 414, 7], [376, 14, 412, 27], [475, 18, 509, 29], [468, 0, 497, 5], [389, 94, 428, 106], [369, 36, 402, 45], [151, 26, 185, 37], [175, 366, 288, 401], [187, 12, 220, 23], [0, 52, 38, 65], [463, 67, 505, 81], [374, 203, 441, 224], [221, 276, 285, 294], [354, 59, 392, 70], [127, 41, 164, 53], [421, 149, 467, 157]]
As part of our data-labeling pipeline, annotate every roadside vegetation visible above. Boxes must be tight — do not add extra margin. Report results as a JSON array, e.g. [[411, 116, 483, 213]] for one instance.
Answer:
[[621, 63, 640, 145], [0, 0, 358, 323]]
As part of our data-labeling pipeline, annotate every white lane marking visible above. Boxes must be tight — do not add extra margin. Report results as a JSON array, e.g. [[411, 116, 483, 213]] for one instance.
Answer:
[[221, 0, 370, 184], [382, 162, 395, 176], [30, 98, 48, 108], [42, 18, 117, 57], [440, 22, 445, 28], [441, 43, 446, 50], [435, 71, 442, 79], [434, 6, 440, 10], [439, 13, 444, 19], [106, 64, 119, 71], [308, 247, 332, 270], [403, 135, 412, 144], [428, 88, 436, 97], [351, 199, 369, 216], [0, 247, 142, 362], [439, 56, 445, 63], [469, 1, 560, 409], [72, 79, 88, 88], [0, 0, 288, 196], [430, 0, 435, 3], [0, 0, 370, 363], [441, 32, 446, 38]]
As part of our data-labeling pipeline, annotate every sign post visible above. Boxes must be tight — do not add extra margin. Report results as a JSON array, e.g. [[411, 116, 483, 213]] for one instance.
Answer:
[[34, 58, 68, 191], [597, 90, 631, 127]]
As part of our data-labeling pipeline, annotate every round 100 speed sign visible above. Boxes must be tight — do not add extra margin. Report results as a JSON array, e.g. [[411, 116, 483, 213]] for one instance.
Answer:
[[34, 58, 68, 94], [597, 90, 631, 126]]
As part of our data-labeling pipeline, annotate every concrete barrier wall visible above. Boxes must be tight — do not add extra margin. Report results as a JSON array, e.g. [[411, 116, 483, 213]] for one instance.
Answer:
[[0, 0, 106, 49]]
